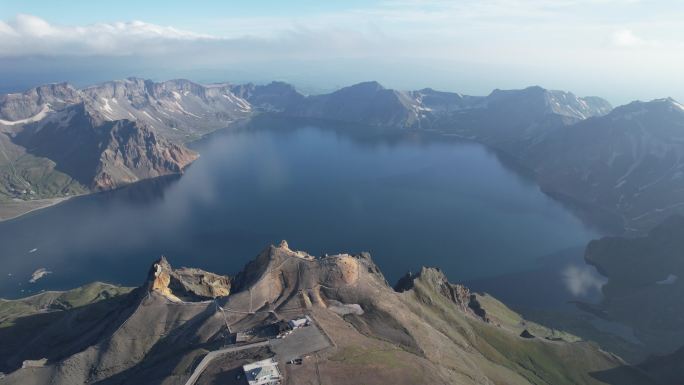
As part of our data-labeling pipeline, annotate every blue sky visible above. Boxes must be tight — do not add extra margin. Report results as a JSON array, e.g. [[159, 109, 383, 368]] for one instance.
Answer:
[[0, 1, 375, 28], [1, 0, 683, 104]]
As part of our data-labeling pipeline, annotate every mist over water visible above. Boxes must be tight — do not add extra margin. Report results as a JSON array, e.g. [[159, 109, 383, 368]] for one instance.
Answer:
[[0, 119, 600, 300]]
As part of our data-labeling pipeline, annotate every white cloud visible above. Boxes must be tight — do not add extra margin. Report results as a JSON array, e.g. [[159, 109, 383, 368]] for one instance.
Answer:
[[562, 265, 606, 297], [0, 3, 683, 104], [612, 29, 645, 47], [0, 14, 216, 57]]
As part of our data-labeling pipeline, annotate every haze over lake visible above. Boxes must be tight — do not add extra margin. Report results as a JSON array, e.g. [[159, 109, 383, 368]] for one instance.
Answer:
[[0, 118, 599, 299]]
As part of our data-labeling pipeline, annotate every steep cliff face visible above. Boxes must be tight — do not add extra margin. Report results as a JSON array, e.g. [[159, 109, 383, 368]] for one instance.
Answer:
[[0, 242, 652, 385], [12, 103, 198, 191], [90, 119, 197, 190]]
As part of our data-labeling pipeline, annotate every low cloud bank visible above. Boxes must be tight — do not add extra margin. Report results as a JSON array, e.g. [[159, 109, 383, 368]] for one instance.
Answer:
[[562, 264, 606, 297]]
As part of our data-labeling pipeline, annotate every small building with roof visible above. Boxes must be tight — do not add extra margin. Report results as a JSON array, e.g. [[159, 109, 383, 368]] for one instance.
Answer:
[[288, 316, 311, 329], [242, 358, 282, 385]]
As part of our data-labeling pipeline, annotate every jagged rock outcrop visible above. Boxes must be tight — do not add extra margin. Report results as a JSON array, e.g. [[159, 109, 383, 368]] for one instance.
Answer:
[[395, 267, 489, 322], [147, 256, 231, 301]]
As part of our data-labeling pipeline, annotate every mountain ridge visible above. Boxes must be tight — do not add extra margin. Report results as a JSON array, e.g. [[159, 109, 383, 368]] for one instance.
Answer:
[[0, 242, 654, 385]]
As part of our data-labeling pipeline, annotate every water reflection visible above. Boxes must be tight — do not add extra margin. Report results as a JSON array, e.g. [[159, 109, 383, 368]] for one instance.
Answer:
[[0, 119, 600, 300]]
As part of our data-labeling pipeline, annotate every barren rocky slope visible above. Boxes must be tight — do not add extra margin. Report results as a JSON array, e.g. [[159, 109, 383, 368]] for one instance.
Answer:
[[0, 78, 257, 218], [528, 99, 684, 233], [0, 242, 655, 384]]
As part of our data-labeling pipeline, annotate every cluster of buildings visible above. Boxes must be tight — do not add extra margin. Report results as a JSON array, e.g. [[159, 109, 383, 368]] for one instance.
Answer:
[[239, 316, 313, 385], [235, 316, 312, 343]]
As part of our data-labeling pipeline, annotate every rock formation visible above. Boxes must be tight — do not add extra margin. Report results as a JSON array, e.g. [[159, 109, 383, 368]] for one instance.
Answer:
[[147, 256, 231, 302]]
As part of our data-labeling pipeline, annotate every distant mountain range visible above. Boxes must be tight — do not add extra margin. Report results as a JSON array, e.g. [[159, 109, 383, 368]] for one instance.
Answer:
[[2, 77, 683, 232]]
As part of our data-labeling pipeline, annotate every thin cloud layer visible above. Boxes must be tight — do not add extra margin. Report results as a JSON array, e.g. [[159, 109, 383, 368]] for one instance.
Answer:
[[0, 14, 215, 56], [0, 1, 683, 104]]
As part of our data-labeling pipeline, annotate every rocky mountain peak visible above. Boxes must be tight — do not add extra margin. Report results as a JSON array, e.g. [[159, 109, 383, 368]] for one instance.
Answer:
[[486, 86, 611, 120], [604, 98, 684, 128], [342, 81, 386, 93], [146, 256, 231, 302], [394, 266, 489, 322], [230, 81, 304, 111]]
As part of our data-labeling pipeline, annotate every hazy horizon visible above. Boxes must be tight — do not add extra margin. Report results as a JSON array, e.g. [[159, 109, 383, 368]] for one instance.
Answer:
[[1, 0, 683, 105]]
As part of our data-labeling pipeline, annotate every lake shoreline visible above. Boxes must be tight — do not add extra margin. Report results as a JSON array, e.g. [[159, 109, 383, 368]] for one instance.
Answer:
[[0, 196, 77, 223]]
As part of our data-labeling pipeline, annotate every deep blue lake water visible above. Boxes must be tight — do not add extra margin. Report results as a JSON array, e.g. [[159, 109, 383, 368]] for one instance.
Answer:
[[0, 118, 601, 300]]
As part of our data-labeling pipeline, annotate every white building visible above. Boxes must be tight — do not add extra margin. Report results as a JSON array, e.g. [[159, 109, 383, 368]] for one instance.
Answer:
[[288, 316, 312, 329], [243, 358, 282, 385]]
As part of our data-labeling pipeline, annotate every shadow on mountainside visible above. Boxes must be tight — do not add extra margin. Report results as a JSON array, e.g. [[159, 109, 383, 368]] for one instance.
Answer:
[[92, 299, 230, 385], [589, 365, 664, 385], [0, 289, 141, 374], [590, 345, 684, 385]]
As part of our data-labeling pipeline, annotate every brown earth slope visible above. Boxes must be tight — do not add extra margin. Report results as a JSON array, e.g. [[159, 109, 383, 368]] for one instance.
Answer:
[[0, 242, 658, 384]]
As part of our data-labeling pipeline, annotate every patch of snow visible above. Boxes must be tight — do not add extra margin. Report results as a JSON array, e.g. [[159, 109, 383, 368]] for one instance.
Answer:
[[222, 93, 252, 111], [141, 110, 163, 123], [101, 98, 114, 114], [578, 99, 589, 109], [0, 104, 51, 126], [172, 101, 201, 118]]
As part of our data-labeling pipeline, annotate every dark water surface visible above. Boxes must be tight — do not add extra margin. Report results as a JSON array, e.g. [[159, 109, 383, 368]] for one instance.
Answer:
[[0, 118, 601, 299]]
